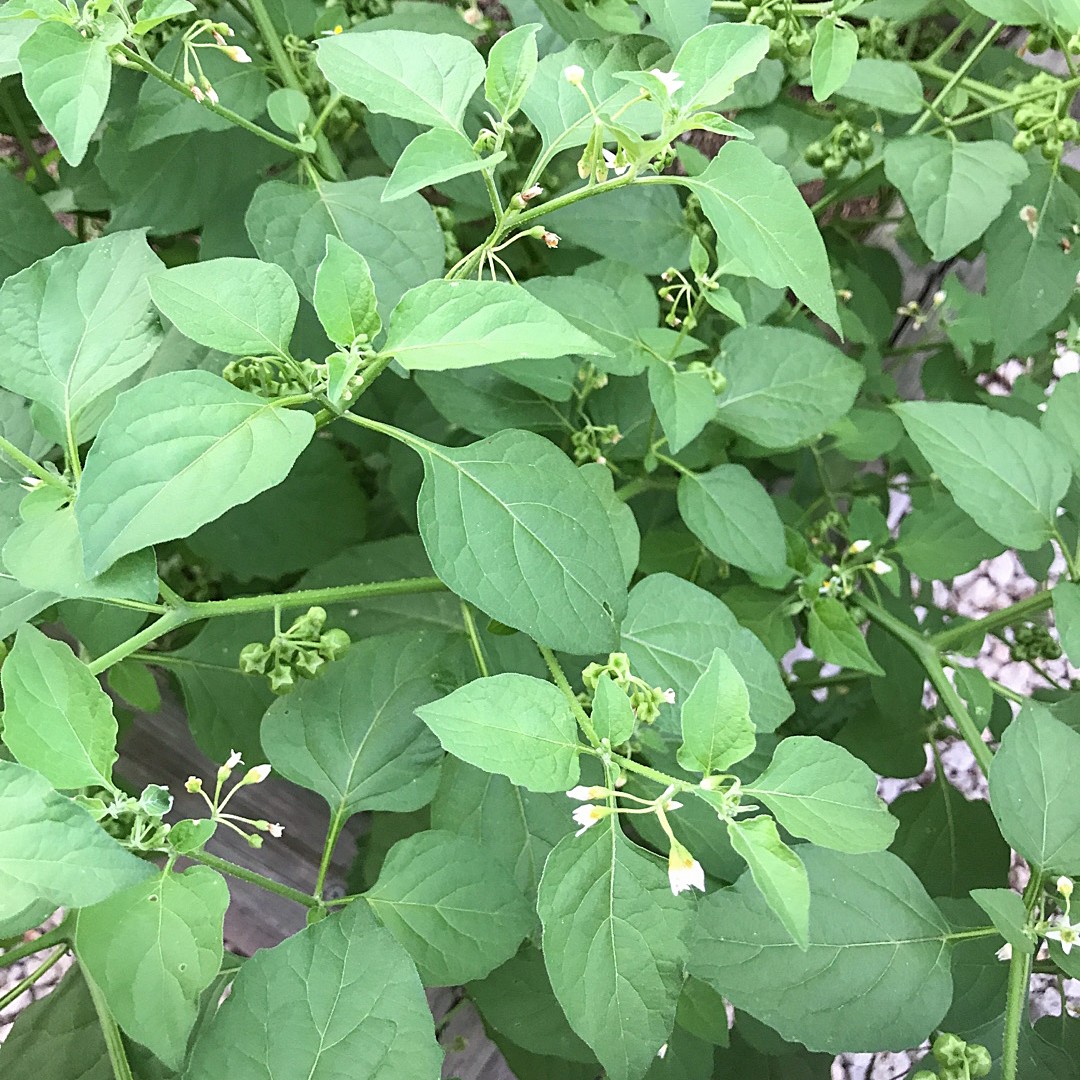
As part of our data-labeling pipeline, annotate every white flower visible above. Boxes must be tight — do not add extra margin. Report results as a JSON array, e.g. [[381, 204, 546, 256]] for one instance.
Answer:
[[542, 230, 560, 249], [243, 763, 272, 784], [656, 1043, 668, 1059], [869, 560, 892, 576], [225, 749, 243, 770], [932, 289, 947, 307], [601, 148, 630, 176], [648, 67, 684, 95], [818, 578, 835, 594], [191, 85, 205, 103], [267, 822, 284, 838], [1058, 875, 1074, 899], [321, 24, 344, 34], [1046, 915, 1080, 955], [563, 64, 585, 86], [566, 785, 607, 801], [205, 85, 219, 105], [222, 45, 252, 63], [662, 688, 676, 705], [521, 184, 544, 201], [572, 804, 609, 836], [847, 539, 871, 554], [19, 476, 41, 491], [668, 840, 705, 895], [996, 943, 1012, 962]]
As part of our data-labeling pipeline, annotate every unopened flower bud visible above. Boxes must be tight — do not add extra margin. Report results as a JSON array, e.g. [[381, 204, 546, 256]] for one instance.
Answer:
[[243, 764, 272, 785], [521, 184, 543, 202], [543, 231, 560, 248], [869, 560, 892, 576], [1059, 875, 1074, 899], [222, 45, 252, 63], [191, 85, 205, 103], [566, 785, 609, 801], [848, 539, 871, 554], [563, 64, 585, 86]]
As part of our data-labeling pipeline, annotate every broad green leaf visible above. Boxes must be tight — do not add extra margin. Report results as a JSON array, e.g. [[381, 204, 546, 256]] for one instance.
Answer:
[[745, 736, 897, 852], [262, 631, 451, 821], [266, 87, 311, 134], [672, 22, 770, 110], [636, 0, 711, 49], [431, 757, 573, 902], [75, 866, 228, 1068], [1043, 371, 1080, 476], [485, 22, 540, 118], [245, 177, 446, 314], [149, 258, 299, 358], [411, 428, 628, 652], [677, 464, 787, 578], [690, 848, 952, 1052], [894, 401, 1071, 551], [0, 760, 153, 920], [726, 816, 809, 949], [185, 901, 442, 1080], [313, 235, 381, 347], [19, 22, 110, 165], [895, 488, 1003, 580], [1, 623, 117, 790], [966, 0, 1080, 31], [685, 144, 839, 330], [0, 19, 35, 79], [581, 461, 640, 585], [537, 821, 691, 1080], [0, 168, 73, 282], [317, 30, 484, 130], [385, 279, 609, 371], [989, 702, 1080, 875], [837, 59, 924, 114], [648, 361, 716, 453], [622, 573, 794, 733], [1055, 581, 1080, 667], [383, 127, 505, 203], [417, 673, 580, 792], [807, 596, 885, 676], [678, 647, 754, 774], [970, 888, 1033, 955], [75, 371, 314, 575], [884, 137, 1028, 260], [365, 830, 532, 984], [592, 671, 636, 744], [810, 19, 857, 101], [0, 485, 56, 641], [132, 0, 196, 35], [714, 326, 863, 447], [0, 230, 162, 431]]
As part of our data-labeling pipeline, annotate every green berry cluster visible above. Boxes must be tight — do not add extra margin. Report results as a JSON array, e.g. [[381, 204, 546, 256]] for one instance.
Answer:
[[855, 16, 900, 59], [571, 423, 621, 465], [1012, 73, 1079, 160], [1009, 622, 1063, 662], [223, 356, 319, 398], [351, 0, 393, 20], [239, 606, 351, 694], [582, 652, 673, 724], [1025, 27, 1080, 54], [807, 508, 845, 549], [743, 2, 811, 65], [804, 120, 874, 177], [912, 1033, 991, 1080]]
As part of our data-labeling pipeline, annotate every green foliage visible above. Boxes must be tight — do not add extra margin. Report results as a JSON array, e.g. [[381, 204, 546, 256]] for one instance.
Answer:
[[3, 2, 1080, 1075]]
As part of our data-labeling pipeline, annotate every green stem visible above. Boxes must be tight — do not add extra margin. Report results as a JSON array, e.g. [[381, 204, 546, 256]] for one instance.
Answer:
[[186, 849, 322, 908], [945, 926, 1003, 943], [789, 671, 869, 692], [931, 590, 1053, 652], [909, 22, 1003, 135], [653, 450, 692, 476], [459, 599, 491, 678], [1002, 873, 1042, 1080], [912, 59, 1012, 104], [0, 944, 68, 1012], [242, 0, 343, 179], [0, 435, 67, 489], [0, 924, 69, 969], [538, 644, 600, 747], [113, 43, 311, 159], [930, 77, 1080, 135], [313, 809, 345, 899], [86, 974, 134, 1080], [87, 608, 191, 676], [607, 750, 693, 792], [1053, 526, 1080, 581], [926, 12, 980, 65], [0, 83, 56, 191], [65, 417, 82, 484]]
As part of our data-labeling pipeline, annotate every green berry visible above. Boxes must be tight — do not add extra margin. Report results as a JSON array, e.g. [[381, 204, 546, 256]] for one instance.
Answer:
[[966, 1045, 992, 1078], [1042, 137, 1064, 160], [239, 643, 269, 674], [822, 154, 846, 177], [932, 1033, 967, 1068], [852, 131, 874, 160], [804, 140, 827, 166], [1013, 130, 1035, 153], [1027, 29, 1051, 53], [1013, 106, 1041, 131], [787, 29, 812, 56], [319, 628, 351, 660]]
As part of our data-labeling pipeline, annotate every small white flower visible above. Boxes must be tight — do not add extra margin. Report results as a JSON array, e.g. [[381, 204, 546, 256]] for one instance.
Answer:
[[321, 24, 344, 35], [601, 148, 630, 176], [818, 578, 835, 594], [191, 85, 205, 103], [595, 454, 607, 465], [648, 67, 684, 95], [19, 476, 41, 491], [205, 85, 219, 105], [462, 6, 483, 25], [869, 560, 892, 576], [222, 45, 252, 63], [225, 749, 243, 770], [656, 1043, 668, 1059], [542, 230, 560, 249], [572, 804, 609, 836], [566, 785, 607, 801], [932, 289, 947, 307], [1058, 875, 1074, 899], [563, 64, 585, 86], [213, 29, 227, 45], [243, 763, 272, 784], [847, 539, 871, 554], [521, 184, 544, 201], [662, 688, 676, 705], [668, 840, 705, 895], [996, 943, 1012, 962], [1046, 915, 1080, 955], [267, 822, 284, 838]]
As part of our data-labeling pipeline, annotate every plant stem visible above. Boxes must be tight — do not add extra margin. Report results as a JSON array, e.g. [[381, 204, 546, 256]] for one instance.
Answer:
[[186, 849, 322, 908], [86, 607, 191, 676], [113, 43, 312, 159], [607, 750, 693, 791], [909, 22, 1003, 135], [0, 435, 67, 489], [925, 11, 980, 65], [459, 599, 491, 678], [0, 945, 68, 1012], [86, 974, 134, 1080], [313, 809, 344, 900], [1002, 873, 1042, 1080], [538, 644, 600, 747], [0, 83, 56, 191], [789, 670, 869, 692], [931, 590, 1054, 652], [912, 59, 1013, 104], [0, 924, 68, 969]]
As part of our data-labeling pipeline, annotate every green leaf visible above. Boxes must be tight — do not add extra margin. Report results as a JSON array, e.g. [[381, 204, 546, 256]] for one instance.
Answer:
[[75, 371, 314, 575], [0, 760, 153, 921], [0, 168, 73, 282], [592, 671, 636, 744], [1043, 371, 1080, 477], [132, 0, 196, 35], [317, 29, 484, 130], [635, 0, 710, 49], [411, 428, 628, 652], [1055, 581, 1080, 667], [0, 230, 162, 431], [622, 573, 794, 733], [485, 22, 539, 118], [677, 464, 787, 579], [726, 816, 809, 949], [261, 630, 451, 820], [989, 702, 1080, 875], [966, 0, 1080, 32], [313, 235, 381, 347], [75, 866, 229, 1068], [884, 137, 1028, 261], [745, 736, 897, 853], [383, 127, 505, 203], [810, 18, 857, 101], [1, 623, 117, 790], [807, 596, 884, 676], [970, 887, 1034, 955], [685, 144, 839, 330], [690, 847, 952, 1052], [385, 279, 608, 371], [895, 488, 1003, 580], [149, 258, 299, 358], [678, 647, 755, 774], [537, 821, 691, 1080], [19, 22, 110, 165], [266, 87, 311, 134], [672, 22, 769, 110], [365, 829, 533, 984], [837, 58, 924, 114], [581, 461, 640, 585], [245, 178, 445, 315], [647, 361, 716, 454], [894, 401, 1071, 551], [417, 673, 580, 792], [714, 325, 863, 447], [185, 901, 442, 1080]]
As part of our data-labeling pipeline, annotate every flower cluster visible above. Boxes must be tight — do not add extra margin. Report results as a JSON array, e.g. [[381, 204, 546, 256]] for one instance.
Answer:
[[581, 652, 674, 725], [239, 606, 351, 694], [184, 750, 282, 849]]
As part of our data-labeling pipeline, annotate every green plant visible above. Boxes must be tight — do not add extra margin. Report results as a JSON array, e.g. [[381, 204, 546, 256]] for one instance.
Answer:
[[1, 0, 1080, 1076]]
